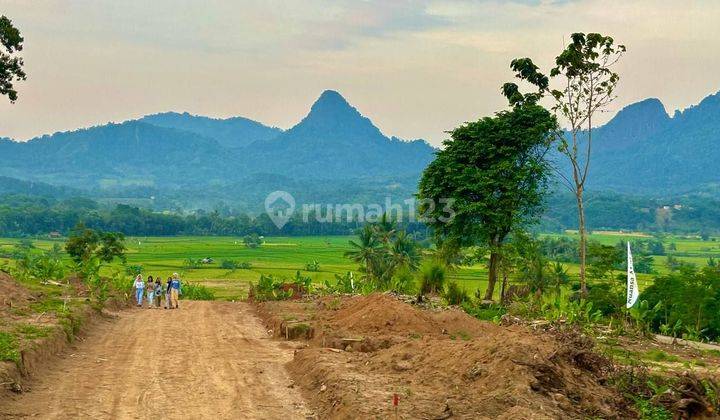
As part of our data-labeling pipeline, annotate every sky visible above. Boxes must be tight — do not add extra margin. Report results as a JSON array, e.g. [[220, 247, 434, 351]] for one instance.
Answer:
[[1, 0, 719, 146]]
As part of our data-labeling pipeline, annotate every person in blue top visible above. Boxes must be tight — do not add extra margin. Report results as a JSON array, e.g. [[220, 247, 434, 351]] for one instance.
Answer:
[[169, 273, 182, 309]]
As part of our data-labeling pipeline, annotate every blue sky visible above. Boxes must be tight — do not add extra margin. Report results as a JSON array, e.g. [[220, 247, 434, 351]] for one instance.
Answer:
[[1, 0, 719, 145]]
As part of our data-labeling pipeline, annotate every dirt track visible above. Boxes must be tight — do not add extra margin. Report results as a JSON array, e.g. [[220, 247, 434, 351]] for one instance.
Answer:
[[1, 301, 310, 419]]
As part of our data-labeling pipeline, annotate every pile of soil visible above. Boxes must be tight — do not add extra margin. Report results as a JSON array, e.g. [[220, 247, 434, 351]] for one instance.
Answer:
[[257, 293, 632, 419]]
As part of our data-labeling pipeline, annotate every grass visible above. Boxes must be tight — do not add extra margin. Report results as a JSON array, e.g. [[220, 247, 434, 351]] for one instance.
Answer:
[[0, 331, 20, 363], [1, 232, 718, 301], [14, 324, 53, 340]]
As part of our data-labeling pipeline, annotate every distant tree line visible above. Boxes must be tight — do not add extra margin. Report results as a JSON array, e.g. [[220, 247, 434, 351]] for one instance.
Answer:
[[0, 195, 429, 238]]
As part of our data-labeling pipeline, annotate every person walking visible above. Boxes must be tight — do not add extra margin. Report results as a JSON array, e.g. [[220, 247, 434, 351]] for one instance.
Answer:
[[170, 273, 182, 309], [154, 277, 162, 308], [133, 274, 144, 307], [146, 276, 155, 309], [164, 276, 172, 309]]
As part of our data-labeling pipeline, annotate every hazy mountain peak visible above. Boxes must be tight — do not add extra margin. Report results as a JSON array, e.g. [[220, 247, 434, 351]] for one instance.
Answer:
[[306, 90, 360, 120]]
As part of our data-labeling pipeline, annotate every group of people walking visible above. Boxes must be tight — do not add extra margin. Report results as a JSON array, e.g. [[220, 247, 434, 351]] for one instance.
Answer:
[[132, 273, 182, 309]]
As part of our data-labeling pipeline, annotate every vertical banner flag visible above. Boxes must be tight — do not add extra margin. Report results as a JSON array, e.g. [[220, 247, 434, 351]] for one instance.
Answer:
[[626, 241, 639, 308]]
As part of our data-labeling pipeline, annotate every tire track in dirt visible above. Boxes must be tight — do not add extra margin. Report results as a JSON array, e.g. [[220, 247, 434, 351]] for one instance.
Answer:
[[1, 301, 310, 419]]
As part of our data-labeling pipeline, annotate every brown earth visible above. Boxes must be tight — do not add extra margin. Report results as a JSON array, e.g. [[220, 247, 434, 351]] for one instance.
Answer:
[[256, 294, 633, 419], [1, 301, 312, 419]]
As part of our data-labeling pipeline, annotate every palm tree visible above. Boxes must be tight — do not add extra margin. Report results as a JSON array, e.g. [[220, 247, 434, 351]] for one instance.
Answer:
[[373, 213, 397, 244], [390, 231, 421, 272], [345, 225, 382, 281]]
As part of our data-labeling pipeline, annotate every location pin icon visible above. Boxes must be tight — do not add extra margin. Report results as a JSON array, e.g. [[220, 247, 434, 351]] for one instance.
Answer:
[[265, 191, 295, 229]]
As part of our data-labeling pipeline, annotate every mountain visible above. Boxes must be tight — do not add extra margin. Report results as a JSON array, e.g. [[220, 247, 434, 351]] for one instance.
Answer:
[[0, 121, 236, 188], [560, 92, 720, 196], [0, 90, 435, 208], [139, 112, 282, 149], [244, 90, 434, 178]]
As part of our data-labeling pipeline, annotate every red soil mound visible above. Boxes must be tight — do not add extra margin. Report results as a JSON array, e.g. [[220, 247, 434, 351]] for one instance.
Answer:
[[262, 293, 631, 418]]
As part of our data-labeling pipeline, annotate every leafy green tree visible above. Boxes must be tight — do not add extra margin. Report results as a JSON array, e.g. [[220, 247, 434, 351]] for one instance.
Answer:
[[65, 224, 126, 309], [0, 15, 26, 103], [418, 103, 557, 300], [65, 224, 126, 265], [504, 33, 626, 296]]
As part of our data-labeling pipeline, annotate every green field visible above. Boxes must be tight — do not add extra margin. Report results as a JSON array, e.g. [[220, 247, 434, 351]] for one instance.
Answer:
[[2, 232, 719, 300]]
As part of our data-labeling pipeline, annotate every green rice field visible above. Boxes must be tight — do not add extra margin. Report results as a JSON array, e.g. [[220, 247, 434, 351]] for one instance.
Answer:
[[1, 231, 719, 300]]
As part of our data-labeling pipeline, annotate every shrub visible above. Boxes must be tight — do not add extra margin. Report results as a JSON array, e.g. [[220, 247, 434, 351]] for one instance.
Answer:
[[305, 260, 320, 271], [243, 234, 264, 248], [220, 260, 239, 270], [444, 281, 468, 305], [390, 268, 417, 295], [250, 274, 293, 301], [418, 261, 446, 295], [181, 282, 215, 300]]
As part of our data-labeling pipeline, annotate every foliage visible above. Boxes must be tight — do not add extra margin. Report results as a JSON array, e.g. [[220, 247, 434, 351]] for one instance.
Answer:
[[418, 260, 446, 295], [505, 32, 626, 296], [220, 260, 251, 270], [65, 224, 126, 309], [418, 101, 557, 300], [65, 224, 126, 265], [0, 331, 20, 363], [251, 274, 293, 301], [243, 233, 264, 248], [305, 260, 320, 272], [125, 264, 144, 276], [641, 266, 720, 340], [345, 219, 421, 290], [444, 281, 469, 305], [324, 271, 358, 294], [0, 15, 26, 103], [390, 267, 417, 295], [180, 282, 215, 300]]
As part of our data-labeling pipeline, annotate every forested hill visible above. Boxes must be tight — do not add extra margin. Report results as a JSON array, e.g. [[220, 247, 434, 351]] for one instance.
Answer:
[[573, 91, 720, 195], [0, 91, 435, 208]]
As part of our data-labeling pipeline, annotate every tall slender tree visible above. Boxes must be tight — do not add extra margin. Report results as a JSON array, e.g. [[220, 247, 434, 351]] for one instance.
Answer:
[[504, 33, 625, 295], [0, 15, 26, 103]]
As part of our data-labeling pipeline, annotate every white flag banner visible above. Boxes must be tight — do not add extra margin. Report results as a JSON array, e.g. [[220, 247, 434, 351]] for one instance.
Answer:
[[626, 241, 640, 308]]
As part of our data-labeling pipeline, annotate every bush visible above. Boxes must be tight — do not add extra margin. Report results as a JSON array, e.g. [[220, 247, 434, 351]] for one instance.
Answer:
[[305, 260, 320, 272], [461, 301, 507, 321], [444, 281, 468, 305], [390, 268, 417, 295], [181, 282, 215, 300], [250, 274, 293, 301], [418, 261, 446, 295], [221, 260, 252, 270], [243, 234, 264, 248]]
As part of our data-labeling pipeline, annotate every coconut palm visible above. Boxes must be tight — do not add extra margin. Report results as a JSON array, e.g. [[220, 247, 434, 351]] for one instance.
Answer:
[[390, 231, 421, 271], [345, 225, 382, 281]]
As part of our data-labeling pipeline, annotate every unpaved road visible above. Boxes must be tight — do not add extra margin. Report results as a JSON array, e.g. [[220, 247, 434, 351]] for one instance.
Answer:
[[2, 301, 311, 419]]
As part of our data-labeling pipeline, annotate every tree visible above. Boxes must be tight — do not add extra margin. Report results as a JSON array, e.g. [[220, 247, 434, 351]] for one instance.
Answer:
[[65, 224, 126, 265], [345, 225, 382, 282], [418, 103, 557, 300], [65, 224, 126, 309], [504, 33, 626, 296], [1, 15, 26, 103]]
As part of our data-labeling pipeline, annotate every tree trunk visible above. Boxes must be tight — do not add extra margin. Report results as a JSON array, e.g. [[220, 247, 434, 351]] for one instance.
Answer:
[[500, 271, 508, 304], [484, 236, 502, 301], [577, 186, 588, 296]]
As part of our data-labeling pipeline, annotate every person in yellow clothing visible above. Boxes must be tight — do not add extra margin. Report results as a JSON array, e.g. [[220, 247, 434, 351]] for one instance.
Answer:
[[169, 273, 182, 309]]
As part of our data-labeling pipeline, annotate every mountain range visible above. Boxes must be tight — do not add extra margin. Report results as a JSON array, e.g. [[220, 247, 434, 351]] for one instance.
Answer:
[[1, 89, 720, 210]]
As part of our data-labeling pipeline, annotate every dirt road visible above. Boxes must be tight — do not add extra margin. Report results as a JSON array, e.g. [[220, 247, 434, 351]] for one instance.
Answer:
[[2, 301, 311, 419]]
